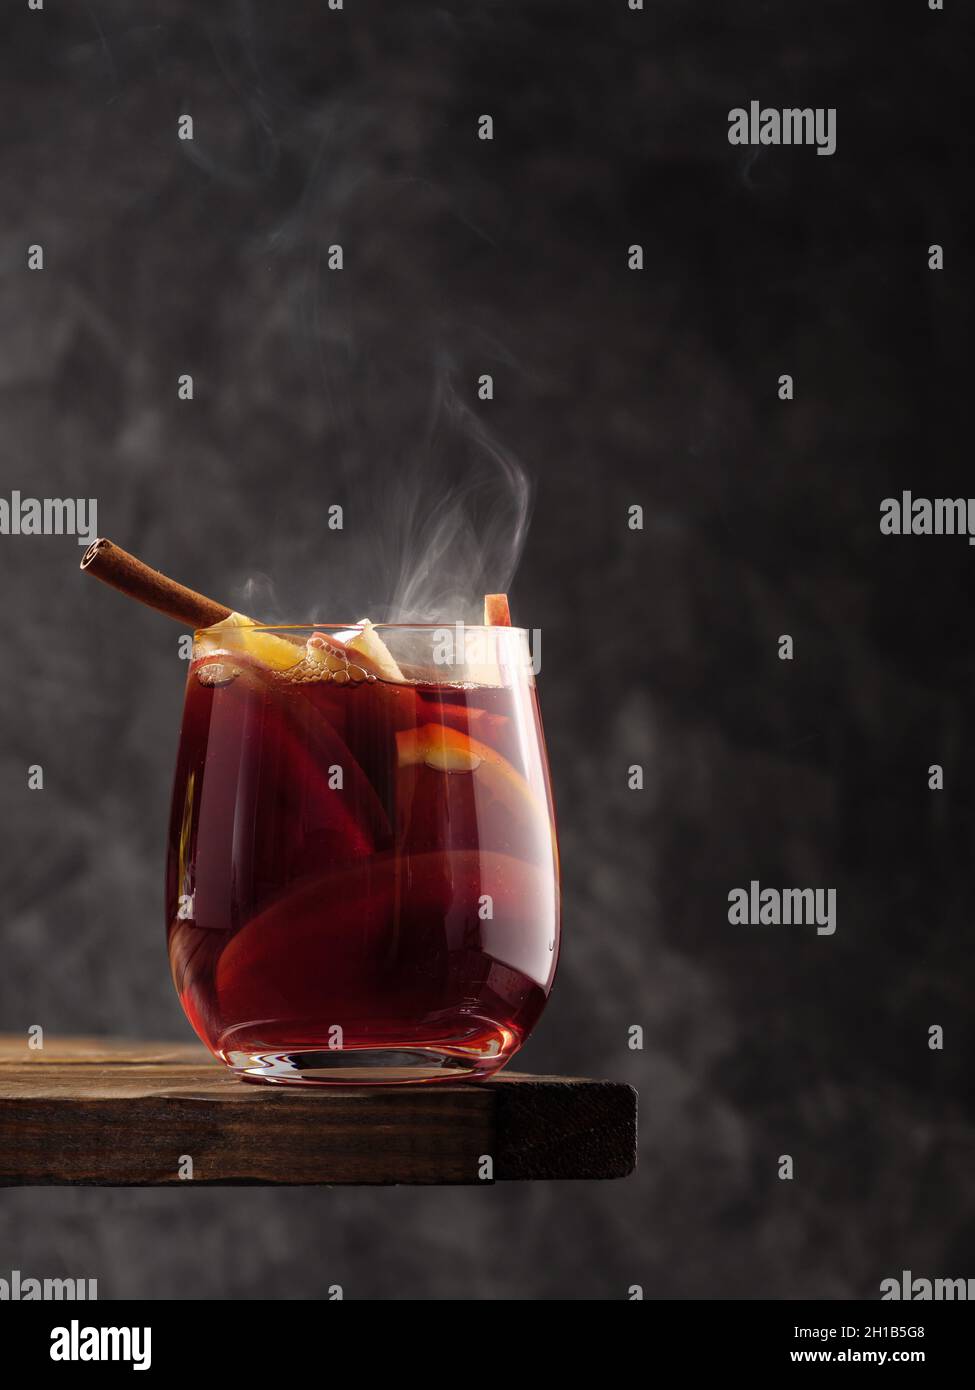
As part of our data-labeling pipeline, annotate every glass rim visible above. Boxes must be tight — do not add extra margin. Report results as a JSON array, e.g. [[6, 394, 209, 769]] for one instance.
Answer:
[[194, 621, 531, 636]]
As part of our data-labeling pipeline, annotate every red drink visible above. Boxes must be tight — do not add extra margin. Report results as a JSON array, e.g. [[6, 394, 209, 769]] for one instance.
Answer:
[[166, 623, 559, 1083]]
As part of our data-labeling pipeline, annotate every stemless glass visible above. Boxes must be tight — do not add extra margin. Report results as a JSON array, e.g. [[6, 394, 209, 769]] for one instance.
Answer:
[[166, 623, 559, 1084]]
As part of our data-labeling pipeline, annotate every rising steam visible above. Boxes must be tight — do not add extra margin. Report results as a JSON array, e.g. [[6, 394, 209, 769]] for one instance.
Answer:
[[207, 5, 534, 625], [231, 368, 533, 627], [383, 382, 533, 623]]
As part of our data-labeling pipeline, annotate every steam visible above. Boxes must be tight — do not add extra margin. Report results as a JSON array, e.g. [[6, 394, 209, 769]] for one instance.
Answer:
[[383, 383, 532, 623], [231, 368, 533, 627], [205, 6, 534, 625]]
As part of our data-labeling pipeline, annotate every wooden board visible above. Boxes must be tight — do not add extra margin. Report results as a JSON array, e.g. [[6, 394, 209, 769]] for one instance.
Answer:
[[0, 1037, 637, 1186]]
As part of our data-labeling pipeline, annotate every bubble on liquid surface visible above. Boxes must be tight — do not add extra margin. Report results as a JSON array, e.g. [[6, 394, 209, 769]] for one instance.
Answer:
[[274, 657, 374, 686], [196, 662, 242, 687]]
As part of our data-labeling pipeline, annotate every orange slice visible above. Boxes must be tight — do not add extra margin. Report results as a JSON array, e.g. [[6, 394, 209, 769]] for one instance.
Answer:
[[196, 613, 303, 672], [396, 722, 543, 826]]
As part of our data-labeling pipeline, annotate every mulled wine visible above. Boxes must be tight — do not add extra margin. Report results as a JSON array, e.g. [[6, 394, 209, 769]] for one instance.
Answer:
[[166, 621, 559, 1084]]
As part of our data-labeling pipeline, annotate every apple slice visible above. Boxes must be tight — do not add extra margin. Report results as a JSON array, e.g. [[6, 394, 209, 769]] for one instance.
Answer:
[[184, 654, 390, 928], [344, 619, 404, 683], [214, 849, 558, 1024], [197, 613, 400, 683], [483, 593, 511, 626]]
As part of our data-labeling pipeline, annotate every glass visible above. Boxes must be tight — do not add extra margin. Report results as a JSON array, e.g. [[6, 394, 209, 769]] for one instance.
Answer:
[[166, 623, 560, 1084]]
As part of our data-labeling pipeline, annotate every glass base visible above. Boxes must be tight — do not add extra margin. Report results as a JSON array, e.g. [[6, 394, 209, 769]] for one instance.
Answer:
[[222, 1047, 508, 1086]]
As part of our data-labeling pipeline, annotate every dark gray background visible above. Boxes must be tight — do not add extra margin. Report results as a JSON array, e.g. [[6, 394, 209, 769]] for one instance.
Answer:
[[1, 0, 971, 1299]]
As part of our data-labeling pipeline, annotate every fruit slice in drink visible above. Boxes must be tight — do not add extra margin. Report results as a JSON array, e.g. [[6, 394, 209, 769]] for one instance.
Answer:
[[434, 701, 509, 740], [340, 619, 405, 682], [195, 614, 305, 671], [198, 613, 403, 682], [395, 721, 547, 859], [483, 593, 511, 626], [184, 655, 389, 929], [213, 849, 557, 1052]]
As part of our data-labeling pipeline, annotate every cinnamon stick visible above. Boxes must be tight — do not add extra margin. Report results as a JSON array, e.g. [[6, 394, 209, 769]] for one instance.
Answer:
[[80, 538, 233, 630]]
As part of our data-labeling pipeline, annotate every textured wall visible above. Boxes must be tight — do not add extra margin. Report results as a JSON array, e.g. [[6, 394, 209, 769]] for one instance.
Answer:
[[1, 1, 971, 1299]]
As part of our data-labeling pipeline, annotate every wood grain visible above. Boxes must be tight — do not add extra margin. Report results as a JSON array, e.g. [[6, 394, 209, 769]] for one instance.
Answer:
[[0, 1037, 637, 1186]]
